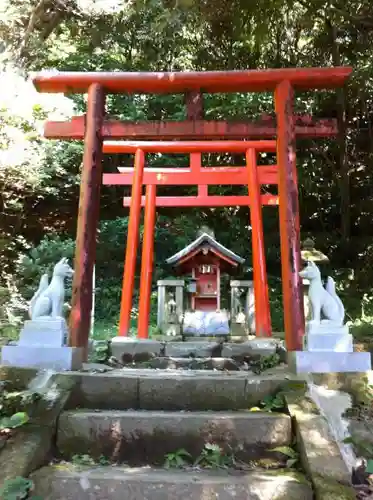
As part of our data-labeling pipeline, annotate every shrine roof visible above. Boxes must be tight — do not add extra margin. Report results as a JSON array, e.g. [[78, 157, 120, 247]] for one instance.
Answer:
[[166, 233, 245, 267]]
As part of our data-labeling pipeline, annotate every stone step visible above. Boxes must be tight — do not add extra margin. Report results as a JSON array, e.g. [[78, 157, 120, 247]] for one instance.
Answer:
[[64, 367, 296, 411], [57, 409, 291, 464], [31, 465, 313, 500], [110, 338, 280, 363]]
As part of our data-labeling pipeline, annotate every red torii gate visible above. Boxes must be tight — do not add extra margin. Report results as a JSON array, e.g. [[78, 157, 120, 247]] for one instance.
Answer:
[[32, 67, 353, 358], [103, 140, 276, 340]]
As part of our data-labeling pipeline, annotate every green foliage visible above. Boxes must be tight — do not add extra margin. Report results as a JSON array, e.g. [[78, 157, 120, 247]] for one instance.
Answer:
[[259, 392, 286, 412], [164, 448, 192, 468], [90, 340, 111, 364], [0, 476, 36, 500], [194, 443, 234, 468], [0, 411, 29, 431], [164, 443, 234, 469], [0, 381, 40, 433], [250, 353, 281, 374], [269, 446, 300, 469]]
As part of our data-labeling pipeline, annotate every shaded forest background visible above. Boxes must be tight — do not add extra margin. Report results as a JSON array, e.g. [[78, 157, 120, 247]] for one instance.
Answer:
[[1, 0, 373, 337]]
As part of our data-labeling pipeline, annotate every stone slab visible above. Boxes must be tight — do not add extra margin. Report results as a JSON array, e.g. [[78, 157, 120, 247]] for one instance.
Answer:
[[31, 466, 313, 500], [164, 341, 221, 358], [286, 394, 356, 499], [1, 345, 82, 371], [57, 409, 291, 463], [64, 372, 138, 410], [288, 351, 371, 373], [18, 318, 68, 347], [110, 337, 162, 363], [61, 367, 296, 411], [306, 333, 353, 352], [222, 339, 278, 358]]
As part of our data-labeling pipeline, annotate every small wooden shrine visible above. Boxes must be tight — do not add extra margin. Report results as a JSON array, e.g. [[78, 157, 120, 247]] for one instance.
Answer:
[[166, 229, 244, 312]]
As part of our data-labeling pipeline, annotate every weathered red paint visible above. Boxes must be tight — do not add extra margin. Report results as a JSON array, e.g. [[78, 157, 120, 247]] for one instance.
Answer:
[[137, 185, 157, 339], [104, 166, 278, 186], [43, 116, 338, 140], [103, 140, 276, 154], [122, 194, 279, 207], [118, 149, 145, 336], [275, 80, 305, 351], [246, 148, 272, 337], [69, 83, 105, 358], [32, 67, 352, 94]]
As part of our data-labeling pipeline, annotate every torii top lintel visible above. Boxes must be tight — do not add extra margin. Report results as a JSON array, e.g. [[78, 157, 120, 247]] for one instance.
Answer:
[[32, 67, 352, 94]]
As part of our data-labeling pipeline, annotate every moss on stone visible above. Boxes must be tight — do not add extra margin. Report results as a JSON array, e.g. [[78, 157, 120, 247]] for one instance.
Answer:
[[0, 367, 38, 390], [312, 473, 356, 500]]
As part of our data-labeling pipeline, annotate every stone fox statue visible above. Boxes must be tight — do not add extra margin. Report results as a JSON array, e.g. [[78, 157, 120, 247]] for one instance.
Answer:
[[29, 258, 74, 320], [299, 261, 345, 325]]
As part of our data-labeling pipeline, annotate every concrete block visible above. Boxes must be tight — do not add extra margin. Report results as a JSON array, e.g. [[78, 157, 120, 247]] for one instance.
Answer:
[[222, 339, 278, 358], [289, 351, 371, 374], [32, 466, 313, 500], [1, 345, 82, 371], [111, 337, 162, 362], [164, 341, 221, 358], [56, 409, 291, 463]]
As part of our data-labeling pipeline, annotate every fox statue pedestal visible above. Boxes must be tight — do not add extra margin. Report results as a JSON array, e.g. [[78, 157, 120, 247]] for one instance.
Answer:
[[1, 258, 82, 371], [289, 261, 371, 374], [1, 318, 82, 371]]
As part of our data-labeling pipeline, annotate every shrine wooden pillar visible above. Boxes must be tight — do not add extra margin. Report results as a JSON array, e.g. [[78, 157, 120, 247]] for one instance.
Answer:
[[138, 184, 157, 339], [118, 149, 145, 336], [275, 80, 305, 351], [246, 148, 272, 337], [69, 83, 106, 358]]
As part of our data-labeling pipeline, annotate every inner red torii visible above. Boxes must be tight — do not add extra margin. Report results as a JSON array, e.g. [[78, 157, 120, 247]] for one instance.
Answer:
[[103, 140, 275, 340], [31, 67, 353, 357]]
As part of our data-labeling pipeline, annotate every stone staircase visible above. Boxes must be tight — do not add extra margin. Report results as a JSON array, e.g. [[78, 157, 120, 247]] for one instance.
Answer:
[[30, 358, 315, 500]]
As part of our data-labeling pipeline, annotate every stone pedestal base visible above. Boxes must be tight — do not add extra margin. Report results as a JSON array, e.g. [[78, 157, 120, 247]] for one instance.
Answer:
[[18, 318, 69, 347], [306, 333, 353, 352], [288, 351, 371, 374], [1, 345, 82, 371], [306, 322, 349, 336]]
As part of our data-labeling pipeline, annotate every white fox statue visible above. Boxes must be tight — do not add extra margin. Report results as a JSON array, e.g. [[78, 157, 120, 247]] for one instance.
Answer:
[[29, 258, 74, 320], [299, 261, 344, 326]]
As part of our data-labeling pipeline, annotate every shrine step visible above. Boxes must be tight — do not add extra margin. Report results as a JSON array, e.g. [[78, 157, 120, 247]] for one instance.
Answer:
[[56, 409, 292, 464], [64, 367, 297, 411], [31, 466, 313, 500], [109, 338, 281, 363]]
